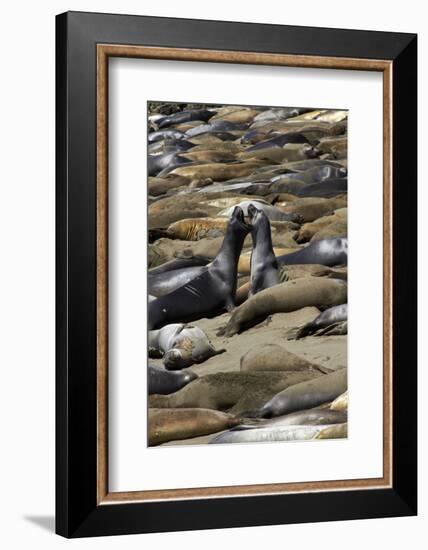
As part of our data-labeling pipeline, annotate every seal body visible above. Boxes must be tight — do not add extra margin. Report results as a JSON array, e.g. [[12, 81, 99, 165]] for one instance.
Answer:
[[296, 303, 348, 338], [257, 368, 347, 418], [148, 323, 225, 369], [148, 365, 197, 395], [148, 408, 239, 446], [220, 277, 347, 336], [149, 206, 251, 329], [277, 237, 348, 267], [149, 370, 323, 415], [210, 424, 333, 444]]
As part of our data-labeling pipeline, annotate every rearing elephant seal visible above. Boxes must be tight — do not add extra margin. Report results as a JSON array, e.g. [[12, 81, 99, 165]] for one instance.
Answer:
[[219, 277, 347, 336], [247, 203, 279, 296], [253, 368, 347, 418], [148, 323, 225, 369], [149, 206, 251, 329]]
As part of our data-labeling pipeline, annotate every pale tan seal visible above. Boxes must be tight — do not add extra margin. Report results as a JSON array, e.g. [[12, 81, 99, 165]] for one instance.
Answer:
[[148, 408, 241, 446], [295, 208, 347, 243], [330, 391, 348, 412], [315, 422, 348, 439], [311, 220, 347, 242], [276, 196, 347, 223], [210, 108, 260, 124], [169, 160, 266, 181]]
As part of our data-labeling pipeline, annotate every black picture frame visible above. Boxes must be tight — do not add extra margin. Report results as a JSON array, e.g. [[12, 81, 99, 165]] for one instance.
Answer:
[[56, 11, 417, 538]]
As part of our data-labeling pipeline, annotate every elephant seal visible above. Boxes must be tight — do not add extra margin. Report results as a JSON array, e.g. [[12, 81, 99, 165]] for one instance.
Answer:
[[219, 277, 347, 337], [295, 208, 347, 243], [148, 323, 225, 369], [148, 408, 239, 446], [234, 408, 347, 429], [271, 165, 347, 185], [277, 237, 348, 267], [148, 151, 190, 177], [245, 132, 309, 151], [253, 368, 347, 418], [209, 424, 332, 444], [168, 160, 265, 182], [157, 109, 214, 129], [277, 196, 347, 223], [294, 178, 347, 198], [240, 343, 331, 373], [218, 200, 301, 223], [149, 370, 323, 415], [247, 204, 279, 295], [239, 143, 318, 163], [148, 256, 210, 276], [148, 129, 185, 142], [278, 264, 347, 282], [148, 206, 251, 329], [148, 365, 198, 395], [295, 303, 348, 339], [210, 107, 259, 124], [330, 391, 348, 412], [315, 423, 348, 439], [310, 220, 347, 242], [149, 265, 210, 297]]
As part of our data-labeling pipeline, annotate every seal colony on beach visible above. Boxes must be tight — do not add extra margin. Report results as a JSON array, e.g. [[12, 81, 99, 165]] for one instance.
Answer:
[[146, 101, 348, 446]]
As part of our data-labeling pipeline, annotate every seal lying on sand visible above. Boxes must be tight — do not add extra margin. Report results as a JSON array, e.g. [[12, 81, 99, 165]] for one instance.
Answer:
[[148, 323, 225, 369], [234, 408, 347, 429], [148, 365, 198, 395], [149, 206, 251, 329], [247, 204, 279, 296], [277, 237, 348, 267], [315, 423, 348, 439], [330, 391, 348, 412], [252, 368, 347, 418], [209, 424, 334, 444], [218, 200, 301, 223], [295, 303, 348, 339], [219, 277, 347, 336], [148, 408, 239, 446], [149, 370, 324, 415], [240, 343, 331, 373]]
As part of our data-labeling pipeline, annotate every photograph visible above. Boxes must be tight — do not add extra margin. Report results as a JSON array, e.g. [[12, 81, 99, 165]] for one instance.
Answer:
[[147, 101, 348, 447]]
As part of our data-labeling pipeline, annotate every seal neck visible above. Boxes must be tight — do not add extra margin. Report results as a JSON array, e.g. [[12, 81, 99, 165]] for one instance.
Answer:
[[214, 223, 248, 272], [251, 220, 274, 254]]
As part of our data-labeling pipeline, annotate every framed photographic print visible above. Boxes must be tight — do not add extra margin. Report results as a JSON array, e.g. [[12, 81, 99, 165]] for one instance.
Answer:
[[56, 11, 417, 538]]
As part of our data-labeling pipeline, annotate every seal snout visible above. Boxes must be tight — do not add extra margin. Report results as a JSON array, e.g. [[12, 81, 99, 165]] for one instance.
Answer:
[[163, 349, 185, 370], [232, 205, 251, 230]]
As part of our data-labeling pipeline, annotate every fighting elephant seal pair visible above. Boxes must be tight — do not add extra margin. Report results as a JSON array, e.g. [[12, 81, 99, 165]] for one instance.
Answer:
[[149, 206, 251, 329], [219, 277, 347, 336]]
